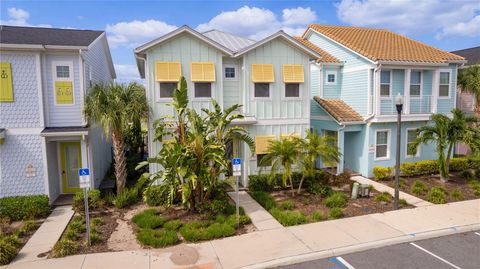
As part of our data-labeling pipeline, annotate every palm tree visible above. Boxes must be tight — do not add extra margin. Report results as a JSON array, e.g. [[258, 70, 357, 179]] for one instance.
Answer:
[[84, 82, 149, 193], [261, 138, 301, 195], [458, 66, 480, 114], [412, 109, 479, 182], [296, 130, 340, 194]]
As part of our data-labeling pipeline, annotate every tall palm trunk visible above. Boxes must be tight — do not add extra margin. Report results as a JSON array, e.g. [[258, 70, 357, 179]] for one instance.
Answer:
[[112, 130, 127, 193]]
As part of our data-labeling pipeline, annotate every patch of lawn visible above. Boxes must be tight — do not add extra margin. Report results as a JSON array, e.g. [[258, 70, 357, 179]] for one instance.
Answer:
[[137, 229, 179, 248], [132, 209, 166, 229], [269, 208, 307, 226]]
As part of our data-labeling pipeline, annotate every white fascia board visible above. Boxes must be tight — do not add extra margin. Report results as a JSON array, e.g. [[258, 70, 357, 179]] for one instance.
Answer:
[[370, 114, 432, 123], [320, 62, 344, 67], [0, 43, 45, 50], [304, 28, 376, 65], [134, 25, 234, 56], [377, 61, 449, 67], [44, 45, 89, 50], [234, 31, 321, 59], [40, 131, 89, 137]]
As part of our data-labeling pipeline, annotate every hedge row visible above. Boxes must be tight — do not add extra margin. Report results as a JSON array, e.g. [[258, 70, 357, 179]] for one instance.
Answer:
[[0, 195, 51, 221]]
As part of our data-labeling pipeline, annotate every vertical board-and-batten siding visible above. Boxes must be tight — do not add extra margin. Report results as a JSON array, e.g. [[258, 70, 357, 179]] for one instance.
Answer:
[[45, 54, 83, 127], [222, 57, 242, 109], [244, 38, 311, 120]]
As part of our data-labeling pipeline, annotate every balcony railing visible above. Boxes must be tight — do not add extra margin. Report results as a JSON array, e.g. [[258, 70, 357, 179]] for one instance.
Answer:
[[379, 95, 432, 115]]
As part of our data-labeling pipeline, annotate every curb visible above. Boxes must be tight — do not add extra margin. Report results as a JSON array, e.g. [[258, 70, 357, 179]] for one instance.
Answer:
[[240, 223, 480, 269]]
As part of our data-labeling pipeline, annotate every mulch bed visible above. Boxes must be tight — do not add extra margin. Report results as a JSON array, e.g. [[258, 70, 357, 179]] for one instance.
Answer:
[[270, 181, 412, 221], [383, 173, 479, 202]]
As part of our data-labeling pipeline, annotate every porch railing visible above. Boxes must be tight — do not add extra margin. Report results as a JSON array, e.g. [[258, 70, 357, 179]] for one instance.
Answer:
[[379, 95, 432, 115]]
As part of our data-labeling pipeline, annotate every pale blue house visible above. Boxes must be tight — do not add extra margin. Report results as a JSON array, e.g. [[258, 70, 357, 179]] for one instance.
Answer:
[[0, 26, 116, 201], [297, 25, 466, 177]]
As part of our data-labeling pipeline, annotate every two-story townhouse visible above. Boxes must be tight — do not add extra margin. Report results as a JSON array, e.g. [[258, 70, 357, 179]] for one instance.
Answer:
[[451, 46, 480, 156], [0, 26, 116, 202], [134, 26, 321, 186], [296, 25, 466, 177]]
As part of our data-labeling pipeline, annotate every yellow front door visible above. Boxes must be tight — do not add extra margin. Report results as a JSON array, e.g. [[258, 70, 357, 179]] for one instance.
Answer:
[[60, 142, 82, 193]]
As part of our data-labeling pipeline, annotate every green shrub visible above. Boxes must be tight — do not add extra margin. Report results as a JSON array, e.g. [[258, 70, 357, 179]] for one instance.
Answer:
[[468, 157, 480, 170], [399, 199, 408, 207], [309, 211, 325, 222], [103, 192, 116, 207], [399, 178, 406, 189], [64, 227, 79, 241], [1, 235, 20, 248], [0, 239, 17, 265], [15, 220, 37, 236], [307, 182, 333, 197], [179, 221, 211, 242], [459, 170, 474, 180], [411, 180, 428, 196], [248, 175, 274, 192], [427, 187, 447, 204], [205, 223, 236, 239], [329, 208, 343, 219], [450, 158, 470, 172], [137, 229, 179, 248], [163, 220, 183, 231], [278, 200, 295, 210], [250, 191, 276, 210], [415, 160, 438, 175], [451, 188, 464, 201], [224, 214, 251, 227], [324, 192, 348, 208], [91, 217, 103, 227], [51, 239, 78, 258], [68, 216, 86, 234], [73, 190, 104, 213], [199, 199, 230, 215], [0, 195, 50, 221], [90, 230, 102, 245], [132, 209, 165, 229], [468, 180, 480, 197], [400, 162, 416, 177], [375, 192, 392, 203], [143, 185, 170, 206], [114, 188, 139, 209], [373, 167, 393, 180], [269, 208, 307, 226]]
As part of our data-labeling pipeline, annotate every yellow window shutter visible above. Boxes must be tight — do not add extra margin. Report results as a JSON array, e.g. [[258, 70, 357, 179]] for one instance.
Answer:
[[55, 81, 73, 104], [251, 64, 274, 83], [155, 61, 181, 82], [283, 64, 304, 83], [255, 135, 276, 154], [0, 62, 14, 102], [280, 133, 301, 140], [190, 62, 215, 82]]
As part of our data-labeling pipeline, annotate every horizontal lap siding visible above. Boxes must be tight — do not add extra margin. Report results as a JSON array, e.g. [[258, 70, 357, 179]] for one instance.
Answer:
[[437, 64, 457, 114], [83, 38, 114, 92], [323, 67, 342, 99], [341, 69, 368, 116]]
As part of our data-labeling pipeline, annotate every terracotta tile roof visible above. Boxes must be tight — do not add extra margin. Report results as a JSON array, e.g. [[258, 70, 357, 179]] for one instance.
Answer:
[[306, 24, 465, 63], [294, 36, 341, 63], [313, 97, 364, 123]]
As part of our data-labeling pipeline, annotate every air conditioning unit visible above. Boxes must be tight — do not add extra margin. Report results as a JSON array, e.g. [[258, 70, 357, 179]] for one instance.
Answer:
[[358, 184, 371, 198]]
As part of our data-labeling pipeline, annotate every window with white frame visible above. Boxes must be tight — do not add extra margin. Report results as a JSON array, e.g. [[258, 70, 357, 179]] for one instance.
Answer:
[[410, 71, 422, 97], [194, 82, 212, 98], [375, 130, 390, 159], [380, 70, 391, 97], [159, 82, 177, 98], [285, 83, 300, 98], [439, 71, 450, 97], [254, 83, 270, 98], [406, 129, 419, 157], [56, 65, 70, 78], [224, 66, 236, 80], [326, 71, 337, 85]]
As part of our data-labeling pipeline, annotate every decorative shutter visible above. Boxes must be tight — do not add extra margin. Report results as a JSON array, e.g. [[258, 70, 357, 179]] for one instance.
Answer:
[[283, 64, 304, 83], [55, 81, 73, 104], [0, 62, 14, 102], [255, 135, 276, 154], [155, 62, 181, 82], [251, 64, 274, 83], [191, 62, 215, 82]]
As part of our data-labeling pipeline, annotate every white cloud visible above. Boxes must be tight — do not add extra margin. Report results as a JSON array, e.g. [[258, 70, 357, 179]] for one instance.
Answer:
[[114, 64, 141, 83], [437, 15, 480, 39], [1, 7, 51, 27], [282, 7, 316, 26], [196, 6, 317, 40], [106, 20, 177, 48], [336, 0, 480, 38]]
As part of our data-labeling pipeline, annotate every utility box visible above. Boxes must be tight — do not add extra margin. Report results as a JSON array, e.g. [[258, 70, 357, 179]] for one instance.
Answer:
[[358, 184, 371, 198]]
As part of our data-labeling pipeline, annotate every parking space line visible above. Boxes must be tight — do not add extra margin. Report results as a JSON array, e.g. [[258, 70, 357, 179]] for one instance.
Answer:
[[474, 232, 480, 237], [331, 257, 356, 269], [410, 242, 462, 269]]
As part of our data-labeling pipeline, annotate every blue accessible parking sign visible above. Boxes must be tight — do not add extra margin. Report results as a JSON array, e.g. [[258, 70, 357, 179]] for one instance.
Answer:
[[78, 168, 90, 176], [232, 158, 241, 165]]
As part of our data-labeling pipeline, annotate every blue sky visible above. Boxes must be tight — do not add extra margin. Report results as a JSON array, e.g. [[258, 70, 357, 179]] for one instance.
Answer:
[[1, 0, 479, 82]]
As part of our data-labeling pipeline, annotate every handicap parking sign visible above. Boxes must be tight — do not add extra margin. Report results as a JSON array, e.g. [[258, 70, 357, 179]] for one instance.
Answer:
[[79, 168, 90, 176], [78, 168, 91, 188]]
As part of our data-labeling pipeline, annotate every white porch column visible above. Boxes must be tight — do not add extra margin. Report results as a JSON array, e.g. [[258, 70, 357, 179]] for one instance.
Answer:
[[337, 130, 345, 175], [404, 69, 411, 114], [375, 69, 381, 115], [432, 69, 439, 113]]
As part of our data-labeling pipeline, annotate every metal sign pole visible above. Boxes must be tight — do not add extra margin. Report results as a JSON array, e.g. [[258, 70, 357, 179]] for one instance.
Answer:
[[79, 168, 91, 246], [236, 175, 239, 228], [232, 158, 241, 228], [84, 187, 91, 246]]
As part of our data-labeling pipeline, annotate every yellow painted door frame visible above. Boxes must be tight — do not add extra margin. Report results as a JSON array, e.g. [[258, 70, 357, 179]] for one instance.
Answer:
[[60, 141, 82, 193]]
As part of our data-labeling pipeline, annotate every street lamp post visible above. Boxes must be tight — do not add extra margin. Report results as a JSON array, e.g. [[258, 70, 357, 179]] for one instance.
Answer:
[[394, 94, 404, 210]]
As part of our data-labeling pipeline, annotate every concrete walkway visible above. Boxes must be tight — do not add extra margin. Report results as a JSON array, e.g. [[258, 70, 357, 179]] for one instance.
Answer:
[[4, 198, 479, 269], [11, 206, 74, 264], [351, 175, 433, 207]]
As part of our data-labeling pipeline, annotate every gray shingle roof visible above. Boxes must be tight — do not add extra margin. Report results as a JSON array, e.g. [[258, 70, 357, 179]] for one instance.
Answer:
[[451, 46, 480, 66], [201, 29, 256, 52], [0, 25, 103, 47]]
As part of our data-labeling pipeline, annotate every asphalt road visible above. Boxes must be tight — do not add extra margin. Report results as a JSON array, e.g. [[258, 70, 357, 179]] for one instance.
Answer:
[[275, 231, 480, 269]]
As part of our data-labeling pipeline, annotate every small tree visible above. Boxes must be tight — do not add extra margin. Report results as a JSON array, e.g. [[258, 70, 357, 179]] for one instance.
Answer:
[[84, 82, 149, 193], [296, 130, 340, 194], [458, 66, 480, 114]]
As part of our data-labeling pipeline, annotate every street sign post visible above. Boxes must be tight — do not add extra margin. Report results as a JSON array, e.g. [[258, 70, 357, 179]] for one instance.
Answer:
[[232, 158, 241, 227], [78, 168, 91, 246]]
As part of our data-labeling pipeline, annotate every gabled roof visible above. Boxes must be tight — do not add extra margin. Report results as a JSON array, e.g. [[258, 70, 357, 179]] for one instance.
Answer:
[[304, 24, 465, 64], [202, 29, 256, 52], [451, 46, 480, 66], [313, 97, 364, 123], [0, 25, 103, 47], [293, 37, 341, 64]]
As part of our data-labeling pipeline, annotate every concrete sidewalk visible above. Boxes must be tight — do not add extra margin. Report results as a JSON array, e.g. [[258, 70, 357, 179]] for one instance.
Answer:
[[4, 198, 479, 269]]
